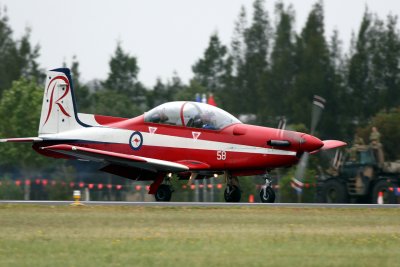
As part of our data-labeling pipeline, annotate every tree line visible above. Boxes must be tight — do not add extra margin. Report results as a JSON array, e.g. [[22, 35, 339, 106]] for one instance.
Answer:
[[191, 1, 400, 143], [1, 0, 400, 176]]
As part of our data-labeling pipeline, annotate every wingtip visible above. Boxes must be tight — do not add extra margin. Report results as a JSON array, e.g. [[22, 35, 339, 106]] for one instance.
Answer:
[[0, 137, 43, 143]]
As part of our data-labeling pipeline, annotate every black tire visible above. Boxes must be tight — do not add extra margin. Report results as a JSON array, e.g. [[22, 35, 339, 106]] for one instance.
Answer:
[[224, 185, 241, 202], [319, 179, 348, 203], [371, 180, 397, 204], [155, 184, 172, 202], [260, 187, 275, 203]]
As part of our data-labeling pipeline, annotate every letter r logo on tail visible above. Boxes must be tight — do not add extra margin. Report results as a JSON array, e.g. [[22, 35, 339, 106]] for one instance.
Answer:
[[43, 75, 71, 126], [39, 68, 84, 135]]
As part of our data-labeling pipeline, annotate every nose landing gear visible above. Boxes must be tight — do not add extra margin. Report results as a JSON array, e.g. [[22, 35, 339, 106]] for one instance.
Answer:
[[260, 174, 275, 203]]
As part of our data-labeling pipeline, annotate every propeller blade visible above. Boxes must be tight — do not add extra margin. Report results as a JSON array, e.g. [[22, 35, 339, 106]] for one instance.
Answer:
[[332, 149, 343, 169], [277, 117, 287, 138], [310, 95, 326, 134], [277, 117, 287, 130], [294, 152, 310, 183]]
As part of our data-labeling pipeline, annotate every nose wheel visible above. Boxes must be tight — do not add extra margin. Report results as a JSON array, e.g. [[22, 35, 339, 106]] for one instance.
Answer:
[[260, 175, 275, 203]]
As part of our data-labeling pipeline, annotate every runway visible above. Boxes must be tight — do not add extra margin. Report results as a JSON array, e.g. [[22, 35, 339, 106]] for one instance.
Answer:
[[0, 200, 399, 208]]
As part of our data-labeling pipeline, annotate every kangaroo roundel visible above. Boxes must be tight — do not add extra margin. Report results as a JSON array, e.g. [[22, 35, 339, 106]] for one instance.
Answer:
[[129, 131, 143, 150]]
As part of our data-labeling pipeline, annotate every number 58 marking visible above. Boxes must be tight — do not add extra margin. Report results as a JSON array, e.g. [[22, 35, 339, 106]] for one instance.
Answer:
[[217, 150, 227, 160]]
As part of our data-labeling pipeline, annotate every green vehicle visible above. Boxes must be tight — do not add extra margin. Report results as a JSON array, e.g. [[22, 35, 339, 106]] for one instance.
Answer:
[[317, 147, 400, 204]]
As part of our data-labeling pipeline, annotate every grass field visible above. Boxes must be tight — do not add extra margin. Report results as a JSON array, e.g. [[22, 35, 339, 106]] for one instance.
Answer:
[[0, 205, 399, 267]]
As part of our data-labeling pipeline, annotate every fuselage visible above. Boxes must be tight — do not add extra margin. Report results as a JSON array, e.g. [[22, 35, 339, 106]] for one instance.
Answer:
[[33, 113, 323, 176]]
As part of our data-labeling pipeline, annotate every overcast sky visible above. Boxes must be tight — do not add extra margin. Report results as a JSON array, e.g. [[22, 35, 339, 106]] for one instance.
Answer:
[[1, 0, 399, 87]]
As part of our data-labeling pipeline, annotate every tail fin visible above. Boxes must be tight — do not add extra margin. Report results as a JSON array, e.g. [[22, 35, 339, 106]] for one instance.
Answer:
[[39, 68, 89, 135]]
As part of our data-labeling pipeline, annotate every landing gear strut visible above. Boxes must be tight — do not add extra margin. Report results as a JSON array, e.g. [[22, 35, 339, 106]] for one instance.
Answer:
[[260, 174, 275, 203], [224, 174, 241, 202]]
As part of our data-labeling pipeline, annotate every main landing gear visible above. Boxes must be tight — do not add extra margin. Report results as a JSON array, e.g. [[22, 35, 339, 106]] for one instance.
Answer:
[[150, 172, 276, 203], [150, 174, 174, 202], [155, 184, 173, 202], [260, 174, 275, 203], [224, 174, 241, 202]]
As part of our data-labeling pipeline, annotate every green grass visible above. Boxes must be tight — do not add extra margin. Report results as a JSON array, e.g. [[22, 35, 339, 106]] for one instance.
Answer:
[[0, 205, 399, 267]]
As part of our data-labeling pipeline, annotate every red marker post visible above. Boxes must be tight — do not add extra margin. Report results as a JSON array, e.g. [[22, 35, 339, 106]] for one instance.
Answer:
[[248, 194, 254, 203]]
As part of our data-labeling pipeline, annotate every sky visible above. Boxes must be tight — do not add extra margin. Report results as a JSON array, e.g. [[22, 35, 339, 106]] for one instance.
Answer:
[[1, 0, 399, 87]]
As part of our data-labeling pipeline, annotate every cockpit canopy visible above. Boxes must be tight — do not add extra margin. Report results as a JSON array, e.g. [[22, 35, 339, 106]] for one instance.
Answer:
[[144, 101, 241, 130]]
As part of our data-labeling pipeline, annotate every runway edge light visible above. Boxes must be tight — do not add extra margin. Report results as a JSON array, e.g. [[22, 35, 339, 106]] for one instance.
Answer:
[[70, 190, 84, 206]]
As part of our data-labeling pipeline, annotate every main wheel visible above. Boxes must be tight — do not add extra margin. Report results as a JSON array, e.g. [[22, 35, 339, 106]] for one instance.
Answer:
[[224, 185, 241, 202], [155, 184, 172, 202], [260, 187, 275, 203], [372, 180, 397, 204], [319, 179, 348, 203]]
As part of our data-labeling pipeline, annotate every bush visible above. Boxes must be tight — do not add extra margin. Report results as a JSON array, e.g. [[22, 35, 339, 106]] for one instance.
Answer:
[[0, 178, 24, 200]]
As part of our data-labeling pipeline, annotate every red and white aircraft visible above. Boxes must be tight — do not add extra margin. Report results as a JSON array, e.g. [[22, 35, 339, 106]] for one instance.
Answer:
[[1, 68, 346, 202]]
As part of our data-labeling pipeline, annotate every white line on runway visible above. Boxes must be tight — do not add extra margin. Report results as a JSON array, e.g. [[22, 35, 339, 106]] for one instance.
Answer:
[[0, 201, 399, 208]]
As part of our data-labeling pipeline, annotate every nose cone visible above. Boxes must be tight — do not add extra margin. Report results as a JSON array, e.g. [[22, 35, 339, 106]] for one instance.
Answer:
[[300, 134, 323, 152]]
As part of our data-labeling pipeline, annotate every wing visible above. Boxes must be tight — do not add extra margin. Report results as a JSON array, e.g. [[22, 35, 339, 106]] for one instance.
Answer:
[[41, 144, 189, 172], [0, 137, 43, 143]]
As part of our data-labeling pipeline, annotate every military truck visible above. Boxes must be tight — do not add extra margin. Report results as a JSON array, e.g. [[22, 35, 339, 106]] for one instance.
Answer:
[[317, 146, 400, 204]]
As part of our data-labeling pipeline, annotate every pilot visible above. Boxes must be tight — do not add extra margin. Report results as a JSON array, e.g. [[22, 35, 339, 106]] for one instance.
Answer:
[[192, 114, 203, 128], [200, 112, 216, 130], [150, 109, 169, 123]]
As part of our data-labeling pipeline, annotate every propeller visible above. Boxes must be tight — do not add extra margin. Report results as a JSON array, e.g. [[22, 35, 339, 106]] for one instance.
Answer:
[[332, 149, 343, 170], [293, 95, 326, 190], [310, 95, 326, 135], [277, 117, 287, 131], [277, 116, 287, 139]]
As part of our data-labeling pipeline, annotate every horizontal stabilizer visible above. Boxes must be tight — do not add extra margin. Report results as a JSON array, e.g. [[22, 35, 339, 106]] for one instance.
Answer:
[[41, 144, 189, 172], [0, 137, 43, 143]]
